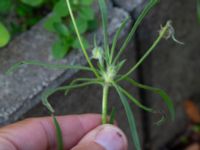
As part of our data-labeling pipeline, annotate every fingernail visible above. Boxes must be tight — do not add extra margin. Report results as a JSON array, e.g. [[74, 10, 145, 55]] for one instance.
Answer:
[[95, 125, 127, 150]]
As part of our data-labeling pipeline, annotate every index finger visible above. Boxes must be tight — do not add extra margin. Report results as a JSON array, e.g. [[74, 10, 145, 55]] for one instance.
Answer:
[[0, 114, 101, 150]]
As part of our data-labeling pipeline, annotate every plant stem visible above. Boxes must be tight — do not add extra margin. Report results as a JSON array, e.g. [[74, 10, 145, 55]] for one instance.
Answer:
[[102, 83, 109, 124], [66, 0, 100, 78], [118, 21, 170, 81]]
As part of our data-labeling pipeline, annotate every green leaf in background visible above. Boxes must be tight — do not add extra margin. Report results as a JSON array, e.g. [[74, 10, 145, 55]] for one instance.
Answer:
[[53, 0, 69, 17], [44, 14, 62, 32], [21, 0, 45, 7], [72, 38, 89, 49], [0, 22, 10, 47], [197, 0, 200, 23], [70, 18, 88, 34], [79, 7, 95, 21], [80, 0, 94, 6], [87, 20, 98, 31], [52, 40, 70, 59], [0, 0, 12, 14], [54, 22, 70, 37]]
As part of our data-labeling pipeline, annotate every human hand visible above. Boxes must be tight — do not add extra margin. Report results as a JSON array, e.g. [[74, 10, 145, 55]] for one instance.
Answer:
[[0, 114, 128, 150]]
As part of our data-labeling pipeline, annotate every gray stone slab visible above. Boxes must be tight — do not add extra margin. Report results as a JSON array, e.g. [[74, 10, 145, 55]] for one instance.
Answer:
[[0, 5, 131, 125], [136, 0, 200, 149], [113, 0, 144, 12]]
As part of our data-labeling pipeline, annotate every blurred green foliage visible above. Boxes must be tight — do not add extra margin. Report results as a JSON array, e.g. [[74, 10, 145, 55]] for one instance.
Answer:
[[197, 0, 200, 23], [0, 22, 10, 47], [0, 0, 96, 59], [0, 0, 97, 59], [44, 0, 96, 59]]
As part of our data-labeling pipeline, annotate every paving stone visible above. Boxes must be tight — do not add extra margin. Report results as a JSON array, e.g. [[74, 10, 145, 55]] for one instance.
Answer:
[[136, 0, 200, 149]]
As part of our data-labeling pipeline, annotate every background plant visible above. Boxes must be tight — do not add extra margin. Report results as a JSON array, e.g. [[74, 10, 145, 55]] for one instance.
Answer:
[[0, 22, 10, 47], [0, 0, 56, 43], [197, 0, 200, 23], [0, 0, 96, 59], [6, 0, 184, 149], [44, 0, 97, 59]]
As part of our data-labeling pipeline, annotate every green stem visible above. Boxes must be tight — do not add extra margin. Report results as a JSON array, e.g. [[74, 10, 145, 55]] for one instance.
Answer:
[[118, 21, 170, 81], [66, 0, 99, 78], [102, 84, 109, 124]]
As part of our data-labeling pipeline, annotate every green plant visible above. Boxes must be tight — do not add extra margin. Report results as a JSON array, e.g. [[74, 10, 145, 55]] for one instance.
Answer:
[[197, 0, 200, 23], [6, 0, 184, 149], [44, 0, 97, 59], [20, 0, 45, 7], [0, 0, 56, 47], [0, 22, 10, 47]]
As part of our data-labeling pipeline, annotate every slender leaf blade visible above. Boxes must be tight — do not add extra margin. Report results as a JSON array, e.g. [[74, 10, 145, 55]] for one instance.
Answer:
[[197, 0, 200, 23], [98, 0, 109, 51], [114, 83, 141, 150], [5, 60, 92, 75], [125, 77, 175, 121], [118, 85, 153, 112], [110, 17, 129, 63], [109, 107, 116, 124], [114, 0, 159, 63], [52, 115, 64, 150]]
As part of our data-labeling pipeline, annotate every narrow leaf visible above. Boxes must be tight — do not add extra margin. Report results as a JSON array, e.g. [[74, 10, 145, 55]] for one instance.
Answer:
[[5, 60, 92, 75], [197, 0, 200, 23], [114, 0, 159, 63], [42, 87, 68, 113], [109, 107, 116, 124], [42, 81, 102, 112], [66, 0, 99, 77], [64, 78, 103, 95], [125, 77, 175, 121], [118, 85, 153, 112], [98, 0, 109, 52], [52, 115, 64, 150], [114, 83, 141, 150], [110, 17, 129, 64]]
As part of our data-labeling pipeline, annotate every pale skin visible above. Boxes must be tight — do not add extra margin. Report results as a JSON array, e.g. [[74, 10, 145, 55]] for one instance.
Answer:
[[0, 114, 128, 150]]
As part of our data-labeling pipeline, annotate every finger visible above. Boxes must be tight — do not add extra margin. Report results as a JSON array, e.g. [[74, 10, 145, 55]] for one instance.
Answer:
[[72, 124, 128, 150], [0, 114, 101, 150]]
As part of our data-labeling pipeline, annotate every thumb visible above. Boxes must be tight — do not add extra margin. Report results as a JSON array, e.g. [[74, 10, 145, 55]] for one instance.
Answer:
[[71, 124, 128, 150]]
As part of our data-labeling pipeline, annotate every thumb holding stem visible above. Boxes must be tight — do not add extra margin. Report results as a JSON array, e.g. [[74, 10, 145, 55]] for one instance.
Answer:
[[72, 124, 128, 150]]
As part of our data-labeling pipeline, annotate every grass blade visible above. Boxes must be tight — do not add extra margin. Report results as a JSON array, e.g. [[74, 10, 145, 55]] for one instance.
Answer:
[[98, 0, 109, 52], [42, 81, 102, 113], [66, 0, 99, 78], [52, 115, 64, 150], [109, 107, 116, 124], [114, 0, 159, 63], [113, 83, 141, 150], [119, 21, 171, 80], [110, 17, 129, 64], [118, 85, 153, 112], [42, 86, 69, 113], [5, 60, 92, 75], [125, 77, 175, 121], [198, 0, 200, 23], [64, 78, 103, 95]]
